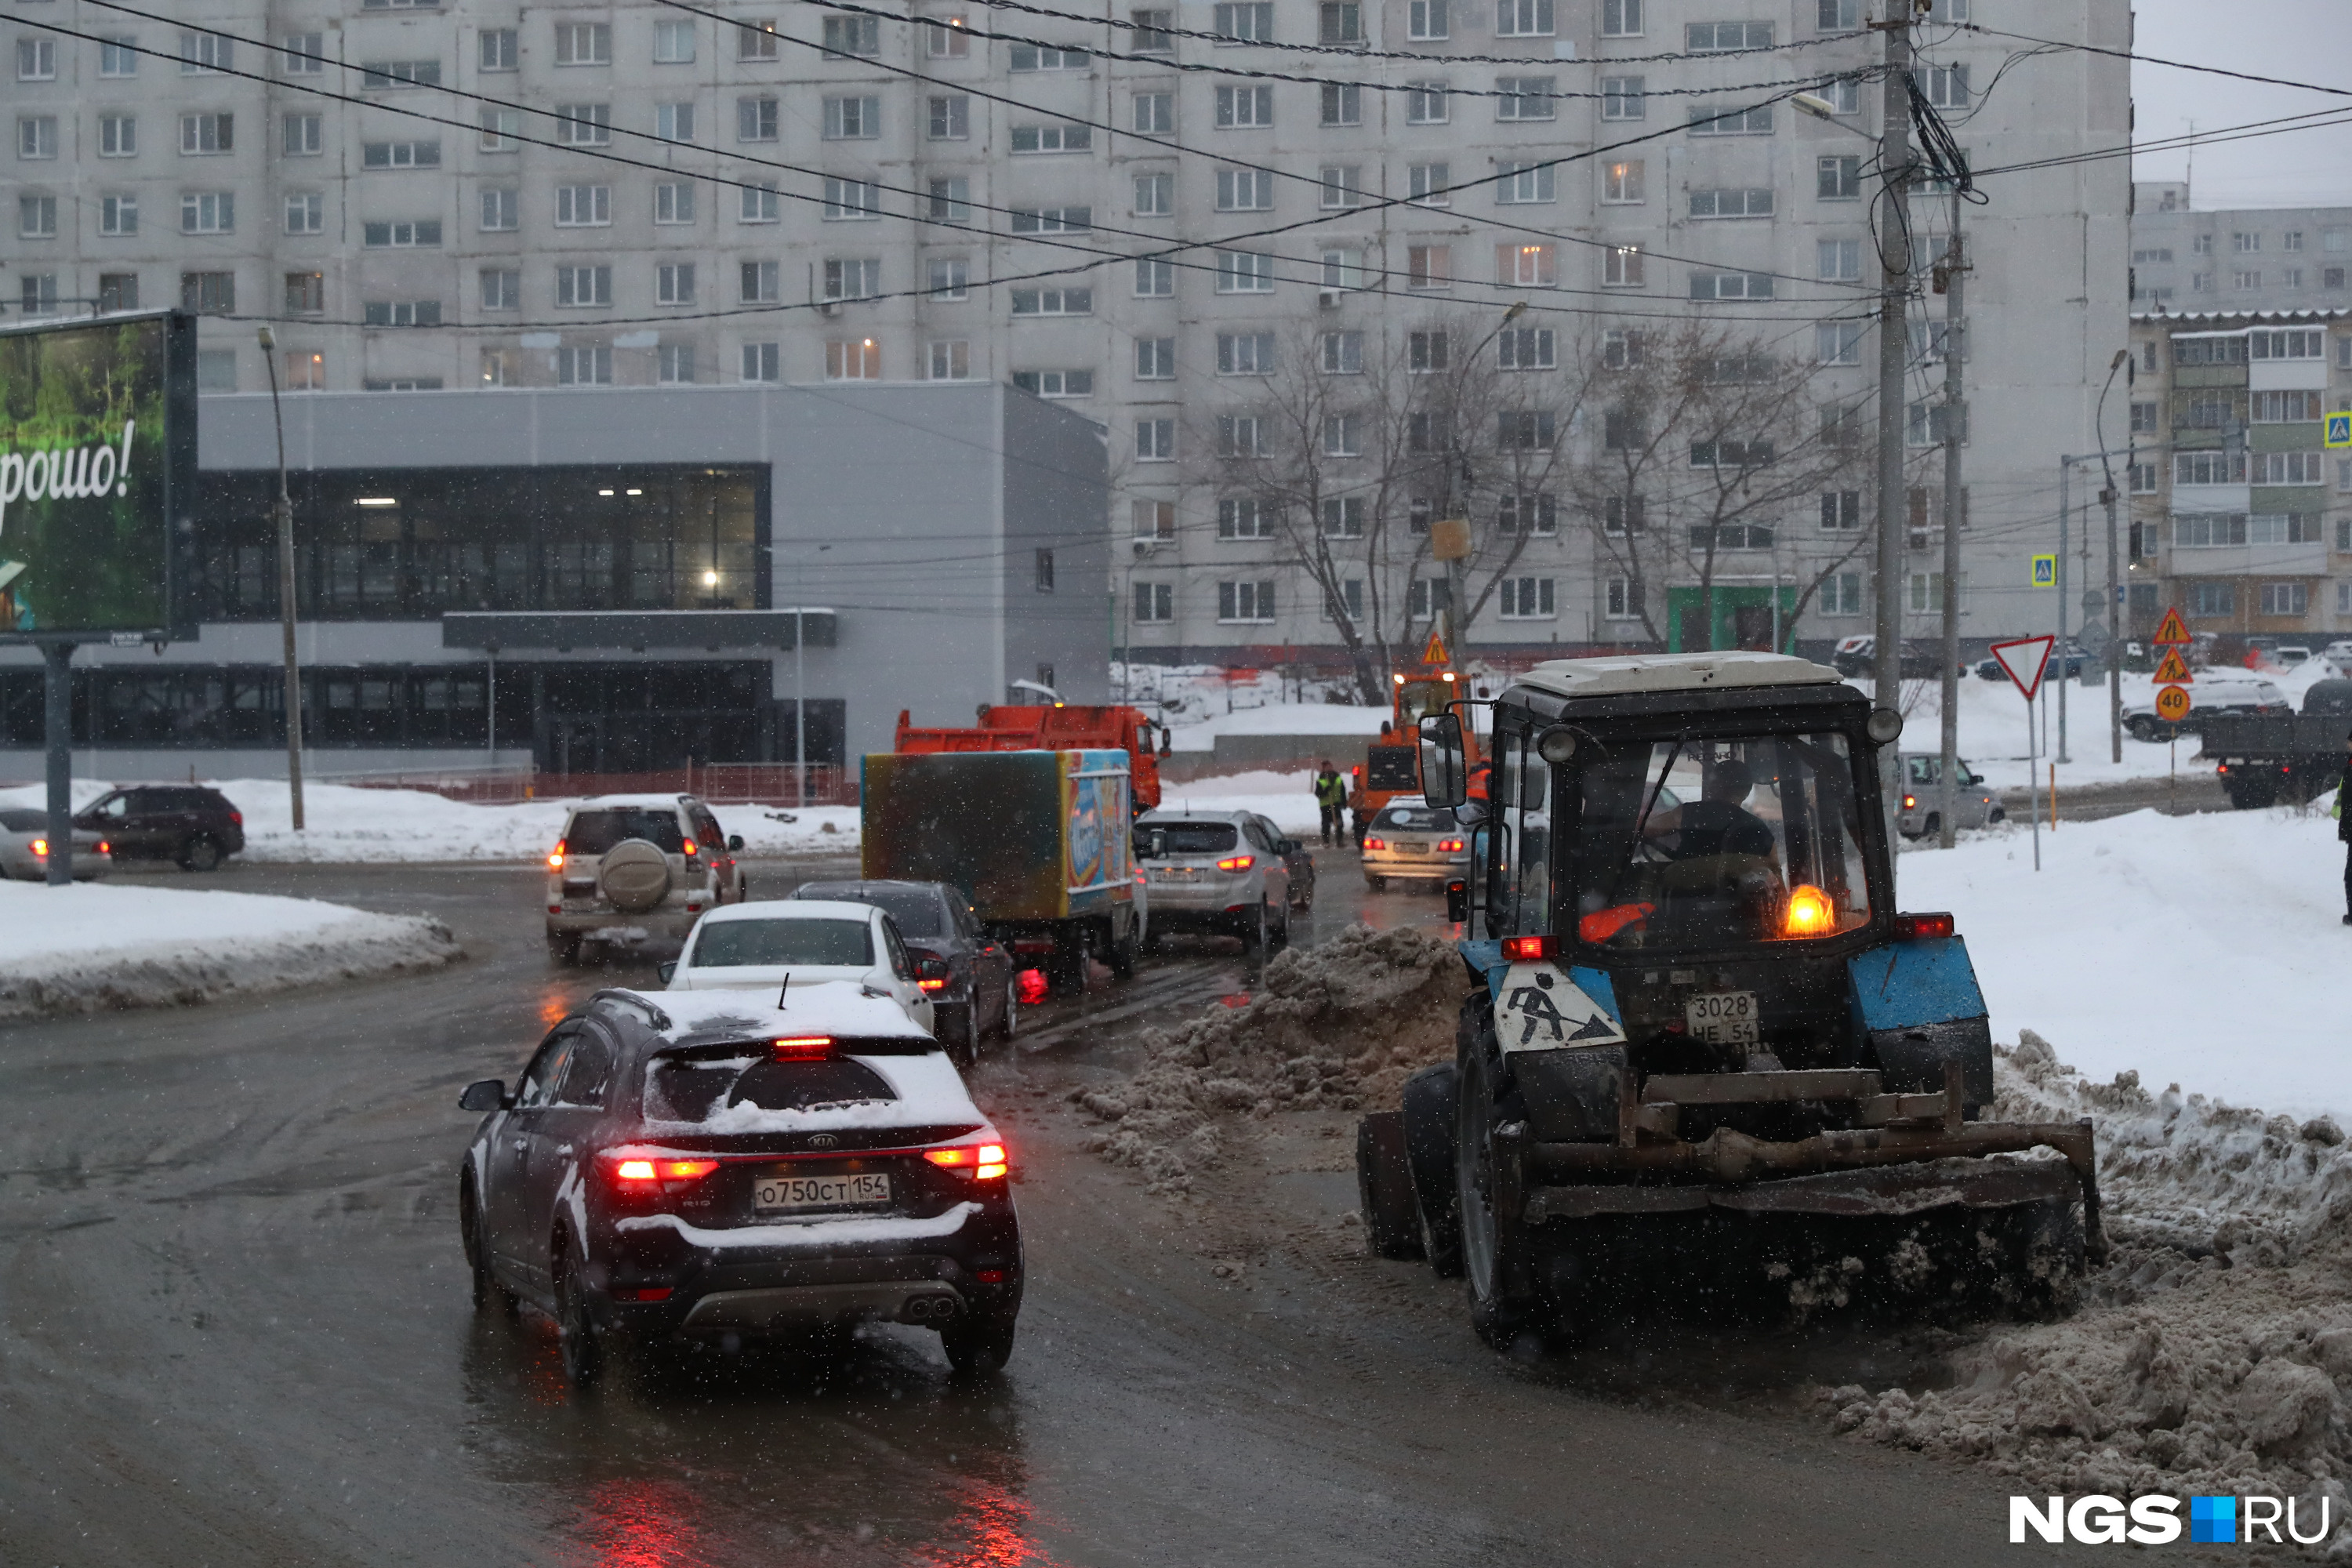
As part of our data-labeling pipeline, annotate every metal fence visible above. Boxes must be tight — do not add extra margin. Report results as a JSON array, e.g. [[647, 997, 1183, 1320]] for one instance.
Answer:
[[317, 761, 855, 807]]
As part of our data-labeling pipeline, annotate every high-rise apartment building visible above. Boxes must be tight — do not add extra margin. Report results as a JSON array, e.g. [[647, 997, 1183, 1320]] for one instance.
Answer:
[[2132, 183, 2352, 317], [7, 0, 2129, 670]]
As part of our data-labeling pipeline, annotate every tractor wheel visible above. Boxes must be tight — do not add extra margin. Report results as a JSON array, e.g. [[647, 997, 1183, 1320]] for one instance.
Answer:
[[1457, 1037, 1539, 1352], [1399, 1064, 1463, 1278], [1355, 1113, 1423, 1260]]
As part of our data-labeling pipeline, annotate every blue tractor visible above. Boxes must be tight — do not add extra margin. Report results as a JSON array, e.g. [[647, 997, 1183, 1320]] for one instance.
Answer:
[[1354, 652, 2103, 1347]]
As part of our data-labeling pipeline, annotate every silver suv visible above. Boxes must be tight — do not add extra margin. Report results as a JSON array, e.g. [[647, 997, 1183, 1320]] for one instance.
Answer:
[[1361, 800, 1468, 891], [1134, 809, 1294, 950], [545, 795, 747, 964], [1896, 753, 2003, 839]]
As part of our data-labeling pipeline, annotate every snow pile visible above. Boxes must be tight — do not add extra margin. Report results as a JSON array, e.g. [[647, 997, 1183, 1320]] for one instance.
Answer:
[[1824, 1032, 2352, 1519], [1073, 924, 1461, 1192], [0, 880, 462, 1020]]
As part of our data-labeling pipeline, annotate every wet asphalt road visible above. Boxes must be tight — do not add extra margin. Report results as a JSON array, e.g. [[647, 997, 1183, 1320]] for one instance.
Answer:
[[0, 848, 2060, 1567]]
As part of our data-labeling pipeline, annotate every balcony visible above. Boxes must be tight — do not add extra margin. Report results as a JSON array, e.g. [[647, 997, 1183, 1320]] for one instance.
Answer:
[[2164, 540, 2327, 576]]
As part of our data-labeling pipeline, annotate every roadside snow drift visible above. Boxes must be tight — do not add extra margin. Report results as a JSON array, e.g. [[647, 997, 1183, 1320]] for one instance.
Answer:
[[0, 880, 462, 1020]]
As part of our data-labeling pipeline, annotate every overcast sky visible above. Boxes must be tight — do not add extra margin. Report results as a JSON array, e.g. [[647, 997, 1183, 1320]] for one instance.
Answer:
[[2130, 1, 2352, 209]]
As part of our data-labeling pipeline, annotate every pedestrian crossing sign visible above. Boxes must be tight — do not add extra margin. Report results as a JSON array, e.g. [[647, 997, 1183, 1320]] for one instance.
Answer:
[[2029, 554, 2057, 588], [2328, 412, 2352, 450]]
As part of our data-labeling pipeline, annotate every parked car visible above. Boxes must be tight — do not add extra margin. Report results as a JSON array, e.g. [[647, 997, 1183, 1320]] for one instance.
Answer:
[[456, 982, 1022, 1385], [2320, 640, 2352, 676], [2273, 645, 2314, 670], [1831, 635, 1946, 680], [1360, 800, 1472, 891], [73, 784, 243, 872], [662, 898, 936, 1035], [1974, 639, 2091, 683], [545, 795, 746, 964], [787, 879, 1016, 1067], [2122, 675, 2289, 742], [1133, 808, 1294, 950], [0, 809, 111, 881], [1894, 754, 2005, 840]]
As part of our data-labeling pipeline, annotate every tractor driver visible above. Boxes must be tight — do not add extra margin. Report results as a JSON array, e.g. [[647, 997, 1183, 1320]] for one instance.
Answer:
[[1642, 757, 1777, 861]]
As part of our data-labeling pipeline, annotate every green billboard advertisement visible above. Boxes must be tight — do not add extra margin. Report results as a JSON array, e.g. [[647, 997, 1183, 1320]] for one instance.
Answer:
[[0, 310, 195, 640]]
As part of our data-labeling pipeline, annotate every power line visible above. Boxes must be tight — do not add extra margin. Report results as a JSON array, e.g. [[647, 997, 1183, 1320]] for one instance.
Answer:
[[1961, 22, 2352, 103]]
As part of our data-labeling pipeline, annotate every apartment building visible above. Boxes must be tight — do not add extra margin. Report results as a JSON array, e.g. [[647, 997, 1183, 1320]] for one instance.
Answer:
[[5, 0, 2129, 672], [2132, 183, 2352, 317], [2125, 309, 2352, 644]]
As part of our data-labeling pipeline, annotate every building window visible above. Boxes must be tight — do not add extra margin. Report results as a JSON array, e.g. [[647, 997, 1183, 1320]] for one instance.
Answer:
[[1497, 163, 1556, 205], [1693, 103, 1774, 136], [556, 346, 612, 387], [657, 263, 697, 306], [737, 96, 779, 143], [361, 299, 443, 328], [2188, 583, 2234, 618], [1497, 411, 1555, 451], [1319, 331, 1363, 374], [196, 350, 238, 392], [555, 103, 611, 145], [17, 116, 56, 161], [1218, 416, 1264, 457], [481, 269, 520, 310], [1497, 577, 1555, 619], [1213, 2, 1275, 42], [555, 265, 612, 307], [931, 16, 976, 56], [824, 96, 881, 140], [1820, 490, 1862, 531], [554, 20, 611, 65], [1218, 581, 1276, 622], [1319, 497, 1365, 538], [1604, 245, 1645, 289], [656, 103, 696, 143], [1013, 369, 1092, 397], [554, 185, 612, 226], [1011, 122, 1092, 154], [656, 182, 697, 225], [181, 192, 236, 234], [100, 35, 140, 78], [100, 114, 138, 158], [1497, 494, 1557, 535], [822, 258, 882, 300], [1500, 244, 1556, 288], [1319, 1, 1363, 42], [929, 177, 971, 223], [480, 28, 518, 71], [1687, 20, 1773, 49], [2259, 583, 2310, 617], [1134, 581, 1175, 622], [1496, 0, 1553, 34], [285, 192, 324, 234], [478, 109, 520, 152], [928, 257, 970, 299], [1215, 252, 1275, 292], [1605, 575, 1642, 620], [1135, 172, 1174, 216], [180, 271, 236, 314], [1689, 270, 1773, 301], [16, 196, 57, 242], [1409, 163, 1451, 206], [1922, 64, 1969, 107], [1690, 437, 1771, 468], [737, 20, 781, 60], [479, 187, 518, 231], [283, 271, 325, 314], [180, 31, 234, 73], [1134, 500, 1178, 542], [1137, 336, 1177, 379], [1136, 419, 1176, 460], [1215, 85, 1275, 128], [1817, 0, 1862, 27], [1011, 286, 1093, 317], [1602, 0, 1643, 34], [1217, 169, 1276, 212], [1496, 77, 1556, 122], [930, 96, 971, 140], [100, 196, 140, 236], [1602, 494, 1645, 535], [1008, 42, 1091, 70], [358, 59, 441, 90], [654, 21, 696, 63], [1408, 578, 1450, 621], [1408, 331, 1450, 373], [1817, 155, 1863, 201], [1011, 206, 1092, 233], [1131, 9, 1174, 52], [1323, 415, 1363, 458], [1134, 258, 1174, 296], [1821, 572, 1863, 615], [1405, 82, 1450, 125], [1408, 245, 1452, 290], [649, 345, 692, 384], [1033, 550, 1058, 593], [1134, 93, 1175, 134], [1321, 82, 1362, 126], [927, 340, 971, 380], [361, 138, 440, 169], [1690, 186, 1773, 220], [742, 343, 782, 383], [281, 352, 325, 392], [737, 181, 779, 223], [2252, 451, 2326, 485], [2129, 462, 2158, 494], [823, 179, 880, 220], [1497, 328, 1554, 370], [1817, 321, 1865, 365]]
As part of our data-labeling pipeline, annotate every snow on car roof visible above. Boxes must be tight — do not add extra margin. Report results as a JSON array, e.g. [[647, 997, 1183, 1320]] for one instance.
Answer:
[[695, 898, 880, 925], [1515, 652, 1843, 700], [623, 980, 933, 1044]]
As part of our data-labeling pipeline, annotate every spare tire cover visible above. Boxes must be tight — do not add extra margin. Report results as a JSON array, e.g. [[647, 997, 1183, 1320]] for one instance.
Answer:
[[597, 838, 673, 913]]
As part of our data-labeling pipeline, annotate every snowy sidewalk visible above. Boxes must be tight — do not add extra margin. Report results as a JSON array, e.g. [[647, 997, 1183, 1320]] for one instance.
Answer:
[[0, 880, 462, 1022]]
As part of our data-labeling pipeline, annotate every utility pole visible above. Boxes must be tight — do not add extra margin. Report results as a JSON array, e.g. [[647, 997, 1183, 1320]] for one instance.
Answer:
[[1936, 210, 1966, 851], [2103, 472, 2123, 761], [258, 325, 306, 831], [2056, 459, 2071, 762], [1871, 8, 1915, 854]]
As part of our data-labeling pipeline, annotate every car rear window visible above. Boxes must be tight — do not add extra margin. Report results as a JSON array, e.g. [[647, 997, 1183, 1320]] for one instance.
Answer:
[[1150, 821, 1238, 855], [797, 884, 944, 938], [1373, 804, 1457, 831], [565, 808, 686, 855], [643, 1048, 899, 1123], [689, 918, 873, 968]]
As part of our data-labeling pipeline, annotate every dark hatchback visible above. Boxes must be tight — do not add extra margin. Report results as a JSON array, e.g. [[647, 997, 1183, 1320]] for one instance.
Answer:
[[74, 784, 245, 870], [459, 985, 1023, 1385], [790, 880, 1016, 1066]]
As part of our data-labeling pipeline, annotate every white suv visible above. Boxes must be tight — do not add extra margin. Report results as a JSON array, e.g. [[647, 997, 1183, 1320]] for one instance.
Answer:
[[545, 795, 748, 964], [1134, 809, 1294, 950]]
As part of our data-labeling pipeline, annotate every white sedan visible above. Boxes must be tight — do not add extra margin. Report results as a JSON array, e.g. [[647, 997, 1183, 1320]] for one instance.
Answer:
[[662, 899, 936, 1033]]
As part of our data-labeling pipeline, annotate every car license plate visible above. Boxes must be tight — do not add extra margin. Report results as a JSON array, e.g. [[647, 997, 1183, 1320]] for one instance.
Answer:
[[1685, 991, 1760, 1046], [754, 1171, 891, 1212], [1154, 866, 1201, 882], [1396, 843, 1430, 857]]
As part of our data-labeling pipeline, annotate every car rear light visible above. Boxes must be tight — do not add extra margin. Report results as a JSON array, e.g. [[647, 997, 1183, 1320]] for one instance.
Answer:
[[1015, 967, 1049, 1005], [547, 840, 565, 870], [1893, 911, 1956, 941], [1782, 884, 1836, 937], [96, 840, 108, 855], [1217, 854, 1254, 872], [1902, 794, 1917, 810], [684, 841, 698, 856], [547, 904, 561, 915], [1363, 836, 1387, 851], [772, 1035, 833, 1059], [926, 1142, 1009, 1180], [30, 838, 45, 857], [974, 1269, 1007, 1285], [606, 1154, 719, 1185], [920, 978, 947, 991], [1501, 935, 1557, 963], [613, 1286, 673, 1303], [1437, 838, 1465, 852]]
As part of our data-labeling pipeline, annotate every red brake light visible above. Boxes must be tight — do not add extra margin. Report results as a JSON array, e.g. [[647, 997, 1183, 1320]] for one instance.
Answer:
[[772, 1035, 833, 1058], [607, 1154, 719, 1185], [614, 1286, 673, 1302], [1501, 935, 1557, 963], [547, 840, 565, 870], [684, 841, 697, 855], [920, 978, 948, 991], [1437, 837, 1465, 852], [1363, 837, 1387, 851], [30, 838, 45, 857], [1015, 967, 1049, 1005], [1902, 795, 1917, 810], [1893, 912, 1956, 941], [97, 840, 109, 855], [927, 1142, 1010, 1179], [1217, 854, 1254, 872], [230, 810, 242, 826]]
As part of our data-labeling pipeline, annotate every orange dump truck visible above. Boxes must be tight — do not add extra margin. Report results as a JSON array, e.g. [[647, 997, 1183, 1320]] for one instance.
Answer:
[[894, 705, 1165, 811]]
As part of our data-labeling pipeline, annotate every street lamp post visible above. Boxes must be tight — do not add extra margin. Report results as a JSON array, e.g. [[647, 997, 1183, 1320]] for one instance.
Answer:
[[2093, 349, 2132, 764], [257, 326, 306, 831], [1433, 300, 1529, 652]]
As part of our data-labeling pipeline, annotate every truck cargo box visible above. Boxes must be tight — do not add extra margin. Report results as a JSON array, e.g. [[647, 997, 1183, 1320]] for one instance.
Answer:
[[861, 749, 1134, 924]]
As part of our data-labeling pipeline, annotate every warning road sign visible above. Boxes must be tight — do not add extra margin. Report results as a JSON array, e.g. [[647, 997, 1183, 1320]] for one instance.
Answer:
[[1989, 634, 2056, 702], [2029, 554, 2058, 588], [2155, 684, 2192, 724], [1421, 630, 1450, 666], [2152, 646, 2194, 684], [2328, 412, 2352, 450], [2151, 606, 2192, 647]]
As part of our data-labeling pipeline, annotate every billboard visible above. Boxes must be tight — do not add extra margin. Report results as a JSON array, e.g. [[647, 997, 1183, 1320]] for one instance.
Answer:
[[0, 310, 195, 641]]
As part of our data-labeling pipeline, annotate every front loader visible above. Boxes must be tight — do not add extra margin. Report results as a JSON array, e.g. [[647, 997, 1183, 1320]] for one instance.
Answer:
[[1354, 652, 2101, 1347]]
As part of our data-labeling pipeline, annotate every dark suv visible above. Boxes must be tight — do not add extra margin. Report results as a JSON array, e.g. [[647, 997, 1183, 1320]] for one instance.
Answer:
[[75, 785, 245, 871]]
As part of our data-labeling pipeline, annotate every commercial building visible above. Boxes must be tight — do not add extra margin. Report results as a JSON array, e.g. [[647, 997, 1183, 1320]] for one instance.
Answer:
[[2124, 309, 2352, 644], [0, 380, 1109, 778], [2131, 183, 2352, 317], [5, 0, 2128, 677]]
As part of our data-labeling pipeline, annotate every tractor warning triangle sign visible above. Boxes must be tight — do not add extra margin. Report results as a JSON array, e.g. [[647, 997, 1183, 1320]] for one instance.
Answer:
[[2152, 646, 2194, 684], [2151, 606, 2191, 647], [1421, 630, 1450, 666], [1989, 635, 2055, 702]]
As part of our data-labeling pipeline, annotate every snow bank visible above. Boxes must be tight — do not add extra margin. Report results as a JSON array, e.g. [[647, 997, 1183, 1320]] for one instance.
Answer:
[[0, 880, 462, 1021], [1825, 1032, 2352, 1526], [1899, 804, 2348, 1120], [1071, 924, 1459, 1191], [1153, 768, 1326, 837]]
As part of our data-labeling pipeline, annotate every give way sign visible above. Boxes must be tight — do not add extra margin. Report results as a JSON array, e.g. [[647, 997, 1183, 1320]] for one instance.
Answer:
[[1989, 634, 2055, 702]]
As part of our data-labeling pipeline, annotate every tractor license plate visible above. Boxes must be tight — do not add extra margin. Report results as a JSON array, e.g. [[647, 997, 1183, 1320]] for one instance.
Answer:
[[1685, 991, 1759, 1046], [754, 1172, 891, 1212]]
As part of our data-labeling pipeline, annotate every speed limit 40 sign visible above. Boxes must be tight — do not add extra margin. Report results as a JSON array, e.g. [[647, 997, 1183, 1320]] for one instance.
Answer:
[[2155, 684, 2191, 723]]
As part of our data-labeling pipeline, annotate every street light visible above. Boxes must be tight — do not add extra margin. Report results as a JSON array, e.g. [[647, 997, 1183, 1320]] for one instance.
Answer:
[[256, 325, 306, 832], [2094, 347, 2132, 764], [1433, 300, 1531, 652]]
